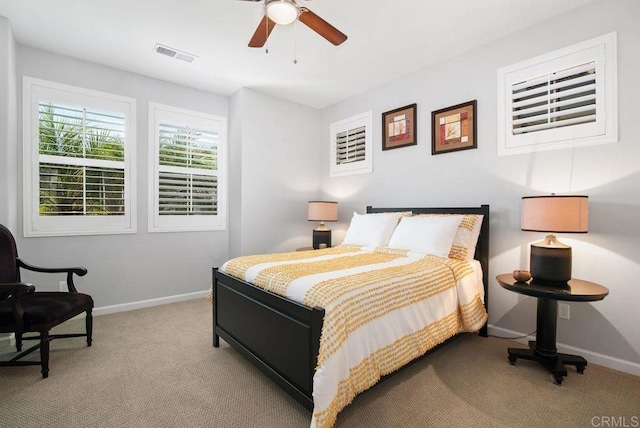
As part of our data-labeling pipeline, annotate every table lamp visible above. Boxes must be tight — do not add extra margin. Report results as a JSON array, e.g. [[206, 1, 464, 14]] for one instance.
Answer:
[[308, 201, 338, 249], [521, 195, 588, 283]]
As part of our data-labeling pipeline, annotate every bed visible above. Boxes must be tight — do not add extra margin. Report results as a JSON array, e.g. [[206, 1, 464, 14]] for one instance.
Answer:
[[212, 205, 489, 427]]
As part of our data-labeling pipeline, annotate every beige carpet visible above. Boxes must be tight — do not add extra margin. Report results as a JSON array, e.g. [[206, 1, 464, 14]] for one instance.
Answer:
[[1, 298, 638, 428]]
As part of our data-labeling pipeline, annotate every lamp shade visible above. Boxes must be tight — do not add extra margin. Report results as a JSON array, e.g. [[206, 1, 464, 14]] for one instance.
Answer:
[[308, 201, 338, 222], [266, 0, 299, 25], [522, 195, 588, 283], [521, 195, 588, 233]]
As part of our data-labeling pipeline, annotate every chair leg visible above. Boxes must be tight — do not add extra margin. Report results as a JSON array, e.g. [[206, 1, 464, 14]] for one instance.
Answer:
[[40, 332, 50, 379], [86, 309, 93, 347], [16, 332, 23, 352]]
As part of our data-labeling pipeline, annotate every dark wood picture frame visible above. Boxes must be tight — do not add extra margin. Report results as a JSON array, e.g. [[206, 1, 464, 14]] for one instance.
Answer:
[[382, 103, 417, 150], [431, 100, 477, 155]]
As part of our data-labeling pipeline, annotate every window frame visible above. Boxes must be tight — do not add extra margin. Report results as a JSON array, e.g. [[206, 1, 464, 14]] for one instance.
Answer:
[[329, 111, 373, 177], [22, 77, 137, 237], [497, 32, 617, 156], [148, 102, 227, 233]]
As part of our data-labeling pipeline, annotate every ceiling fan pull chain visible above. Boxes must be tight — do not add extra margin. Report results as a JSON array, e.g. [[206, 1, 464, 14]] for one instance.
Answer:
[[265, 13, 269, 54], [293, 19, 298, 64]]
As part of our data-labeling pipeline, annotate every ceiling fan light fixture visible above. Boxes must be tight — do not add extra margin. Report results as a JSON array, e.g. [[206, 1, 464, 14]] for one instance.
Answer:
[[266, 0, 299, 25]]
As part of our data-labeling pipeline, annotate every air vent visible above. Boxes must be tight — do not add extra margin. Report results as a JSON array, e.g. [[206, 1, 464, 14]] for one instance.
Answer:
[[154, 44, 198, 63]]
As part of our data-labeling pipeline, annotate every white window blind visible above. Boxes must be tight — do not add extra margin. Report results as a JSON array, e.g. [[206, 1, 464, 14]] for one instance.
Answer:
[[23, 77, 136, 237], [330, 111, 372, 177], [497, 32, 617, 156], [336, 126, 366, 165], [158, 122, 218, 216], [511, 62, 596, 135], [149, 103, 227, 232], [38, 102, 126, 216]]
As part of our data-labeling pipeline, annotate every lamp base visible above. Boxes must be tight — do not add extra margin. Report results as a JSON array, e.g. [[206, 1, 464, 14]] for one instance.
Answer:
[[313, 230, 331, 250], [530, 245, 572, 283]]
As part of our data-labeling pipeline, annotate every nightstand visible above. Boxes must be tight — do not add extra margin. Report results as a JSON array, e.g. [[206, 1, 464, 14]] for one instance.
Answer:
[[496, 274, 609, 385]]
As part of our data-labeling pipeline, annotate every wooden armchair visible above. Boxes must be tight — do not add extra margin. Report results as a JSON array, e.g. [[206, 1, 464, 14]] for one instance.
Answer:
[[0, 224, 93, 378]]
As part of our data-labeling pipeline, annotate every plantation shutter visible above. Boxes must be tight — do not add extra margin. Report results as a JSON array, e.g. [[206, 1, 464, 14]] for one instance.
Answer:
[[38, 101, 126, 216], [336, 126, 366, 165], [330, 111, 373, 177], [157, 122, 218, 216], [497, 32, 617, 156], [511, 62, 597, 135]]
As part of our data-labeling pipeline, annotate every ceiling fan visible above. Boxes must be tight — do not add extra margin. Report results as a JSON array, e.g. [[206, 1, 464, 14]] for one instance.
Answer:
[[238, 0, 348, 48]]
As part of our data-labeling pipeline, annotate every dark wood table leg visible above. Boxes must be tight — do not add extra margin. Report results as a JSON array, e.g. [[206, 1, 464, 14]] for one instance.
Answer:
[[558, 353, 587, 374], [534, 298, 557, 358], [507, 298, 586, 385]]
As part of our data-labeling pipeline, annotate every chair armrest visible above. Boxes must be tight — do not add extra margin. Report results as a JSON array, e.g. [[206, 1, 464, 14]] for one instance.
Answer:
[[17, 258, 87, 276], [0, 282, 31, 332], [17, 258, 87, 293], [0, 282, 35, 299]]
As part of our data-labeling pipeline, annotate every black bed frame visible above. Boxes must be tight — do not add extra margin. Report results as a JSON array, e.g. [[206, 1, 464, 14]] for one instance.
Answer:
[[213, 205, 489, 411]]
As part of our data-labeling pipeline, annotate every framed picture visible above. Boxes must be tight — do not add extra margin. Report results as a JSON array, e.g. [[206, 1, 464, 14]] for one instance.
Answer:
[[431, 100, 477, 155], [382, 104, 417, 150]]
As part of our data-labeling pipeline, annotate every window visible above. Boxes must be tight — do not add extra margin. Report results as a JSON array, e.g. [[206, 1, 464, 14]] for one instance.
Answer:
[[497, 32, 617, 156], [329, 111, 373, 177], [23, 77, 136, 237], [148, 103, 227, 232]]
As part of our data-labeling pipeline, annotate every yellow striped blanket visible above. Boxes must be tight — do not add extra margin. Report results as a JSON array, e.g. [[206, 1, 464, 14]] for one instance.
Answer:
[[220, 245, 488, 428]]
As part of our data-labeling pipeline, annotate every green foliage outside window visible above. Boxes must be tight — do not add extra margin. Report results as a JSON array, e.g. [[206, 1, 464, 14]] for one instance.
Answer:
[[38, 102, 126, 216], [157, 124, 218, 216]]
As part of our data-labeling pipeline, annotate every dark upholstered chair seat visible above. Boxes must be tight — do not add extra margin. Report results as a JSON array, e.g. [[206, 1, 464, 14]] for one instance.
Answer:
[[0, 292, 93, 331]]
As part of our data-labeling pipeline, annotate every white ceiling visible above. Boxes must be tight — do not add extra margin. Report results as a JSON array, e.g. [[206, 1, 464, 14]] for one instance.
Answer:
[[0, 0, 596, 109]]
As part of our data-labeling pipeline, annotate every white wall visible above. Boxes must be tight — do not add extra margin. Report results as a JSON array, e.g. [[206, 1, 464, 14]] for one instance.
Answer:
[[4, 37, 321, 310], [319, 0, 640, 373], [229, 88, 320, 256], [0, 15, 17, 346], [228, 90, 244, 258], [0, 16, 17, 231], [14, 46, 231, 308]]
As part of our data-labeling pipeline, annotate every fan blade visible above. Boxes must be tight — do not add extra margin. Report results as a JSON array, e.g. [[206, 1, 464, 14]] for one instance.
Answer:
[[298, 7, 347, 46], [248, 15, 276, 48]]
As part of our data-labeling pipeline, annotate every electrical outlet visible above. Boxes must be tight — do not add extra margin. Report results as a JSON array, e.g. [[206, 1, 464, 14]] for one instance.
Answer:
[[558, 303, 570, 320], [59, 281, 68, 292]]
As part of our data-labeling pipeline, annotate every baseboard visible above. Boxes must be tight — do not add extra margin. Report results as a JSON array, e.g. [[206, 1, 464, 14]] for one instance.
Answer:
[[488, 324, 640, 377], [0, 333, 15, 347], [92, 290, 209, 317], [3, 292, 208, 340]]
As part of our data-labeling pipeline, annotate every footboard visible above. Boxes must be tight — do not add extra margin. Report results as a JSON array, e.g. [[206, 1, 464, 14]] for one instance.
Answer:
[[213, 268, 323, 410]]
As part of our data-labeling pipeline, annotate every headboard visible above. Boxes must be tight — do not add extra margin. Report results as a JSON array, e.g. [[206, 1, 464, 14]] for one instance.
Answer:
[[366, 204, 490, 336]]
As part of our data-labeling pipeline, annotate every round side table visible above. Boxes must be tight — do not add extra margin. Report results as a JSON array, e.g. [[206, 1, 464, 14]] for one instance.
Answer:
[[496, 274, 609, 385]]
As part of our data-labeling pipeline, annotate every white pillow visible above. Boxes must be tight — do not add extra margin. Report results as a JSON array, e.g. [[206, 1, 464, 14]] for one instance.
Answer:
[[342, 212, 403, 247], [387, 215, 463, 257], [415, 213, 484, 260]]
